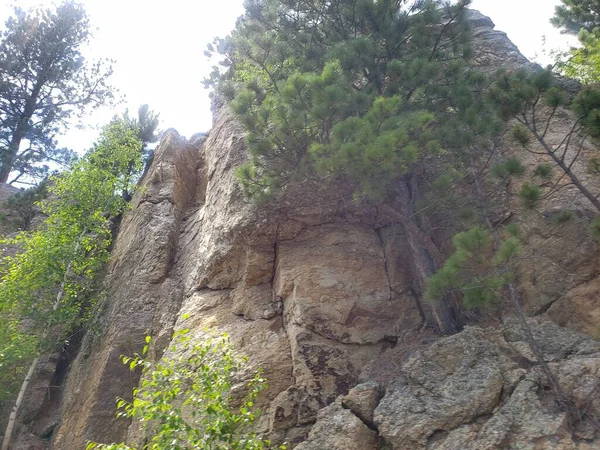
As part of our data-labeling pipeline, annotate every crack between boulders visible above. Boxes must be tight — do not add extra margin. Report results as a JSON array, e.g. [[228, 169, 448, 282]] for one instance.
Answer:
[[191, 286, 234, 294], [270, 224, 280, 286], [535, 298, 561, 316], [532, 272, 596, 316], [340, 401, 380, 433], [375, 227, 401, 341], [288, 316, 394, 347], [270, 227, 297, 388]]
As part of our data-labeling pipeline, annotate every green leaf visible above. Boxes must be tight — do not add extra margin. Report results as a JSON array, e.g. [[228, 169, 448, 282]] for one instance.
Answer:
[[88, 322, 269, 449]]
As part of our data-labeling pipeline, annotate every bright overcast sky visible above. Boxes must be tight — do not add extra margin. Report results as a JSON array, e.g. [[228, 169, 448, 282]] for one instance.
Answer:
[[0, 0, 575, 153]]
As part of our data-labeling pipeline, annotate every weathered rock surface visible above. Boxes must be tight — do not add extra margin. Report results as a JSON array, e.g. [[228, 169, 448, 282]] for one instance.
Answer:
[[294, 399, 380, 450], [8, 10, 600, 450], [51, 129, 200, 449], [303, 319, 600, 450]]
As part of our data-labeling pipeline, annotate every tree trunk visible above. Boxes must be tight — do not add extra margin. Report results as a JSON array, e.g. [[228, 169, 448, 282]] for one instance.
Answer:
[[382, 179, 462, 335], [0, 79, 45, 184], [532, 129, 600, 211], [0, 118, 28, 184], [1, 356, 39, 450]]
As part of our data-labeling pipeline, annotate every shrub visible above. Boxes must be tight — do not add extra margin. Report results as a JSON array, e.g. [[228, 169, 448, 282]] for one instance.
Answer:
[[87, 324, 282, 450]]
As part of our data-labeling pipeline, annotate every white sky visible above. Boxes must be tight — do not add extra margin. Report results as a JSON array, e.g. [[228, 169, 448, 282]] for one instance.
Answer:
[[0, 0, 576, 153]]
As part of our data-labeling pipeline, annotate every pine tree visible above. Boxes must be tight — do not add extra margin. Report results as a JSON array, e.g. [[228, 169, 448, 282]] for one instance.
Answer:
[[426, 226, 520, 309], [0, 1, 115, 184], [425, 65, 596, 430], [486, 68, 600, 211], [123, 104, 161, 162], [552, 1, 600, 82], [1, 182, 48, 231], [206, 0, 487, 334], [119, 104, 161, 198], [552, 0, 600, 35]]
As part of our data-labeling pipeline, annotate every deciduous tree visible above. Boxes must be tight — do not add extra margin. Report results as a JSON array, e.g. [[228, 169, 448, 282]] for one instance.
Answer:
[[0, 121, 142, 450], [87, 327, 278, 450]]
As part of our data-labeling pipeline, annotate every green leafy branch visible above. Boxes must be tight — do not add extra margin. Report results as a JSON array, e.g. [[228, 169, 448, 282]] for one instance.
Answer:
[[88, 323, 284, 450]]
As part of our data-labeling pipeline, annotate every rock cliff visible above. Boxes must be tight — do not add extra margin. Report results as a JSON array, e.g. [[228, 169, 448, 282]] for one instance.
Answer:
[[8, 10, 600, 450]]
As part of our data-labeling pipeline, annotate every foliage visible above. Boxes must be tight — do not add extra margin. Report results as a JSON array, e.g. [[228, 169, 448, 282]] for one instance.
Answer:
[[533, 163, 553, 179], [560, 29, 600, 82], [206, 0, 511, 334], [590, 215, 600, 240], [553, 210, 574, 224], [0, 120, 142, 407], [0, 319, 37, 405], [486, 68, 600, 211], [122, 104, 162, 169], [552, 1, 600, 82], [492, 157, 526, 178], [426, 226, 520, 309], [123, 105, 161, 149], [87, 326, 281, 450], [552, 0, 600, 35], [206, 0, 482, 200], [571, 83, 600, 135], [518, 182, 542, 209], [0, 1, 115, 184], [106, 104, 162, 199]]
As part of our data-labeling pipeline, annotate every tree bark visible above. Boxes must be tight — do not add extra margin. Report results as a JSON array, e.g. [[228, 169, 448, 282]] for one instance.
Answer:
[[0, 79, 45, 183], [0, 118, 29, 184]]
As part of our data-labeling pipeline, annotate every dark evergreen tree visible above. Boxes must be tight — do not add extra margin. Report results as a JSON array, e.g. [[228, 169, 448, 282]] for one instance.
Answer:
[[121, 104, 161, 198], [0, 1, 115, 184], [425, 64, 600, 430], [206, 0, 491, 334], [552, 0, 600, 34], [486, 68, 600, 211], [123, 104, 161, 156], [552, 1, 600, 82], [1, 182, 48, 231]]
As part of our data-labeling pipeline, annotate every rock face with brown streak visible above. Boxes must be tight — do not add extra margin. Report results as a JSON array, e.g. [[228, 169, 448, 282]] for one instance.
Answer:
[[8, 10, 600, 450]]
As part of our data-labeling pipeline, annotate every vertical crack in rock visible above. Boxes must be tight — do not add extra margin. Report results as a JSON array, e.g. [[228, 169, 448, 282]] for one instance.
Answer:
[[271, 228, 297, 389], [375, 227, 401, 341], [47, 130, 203, 450]]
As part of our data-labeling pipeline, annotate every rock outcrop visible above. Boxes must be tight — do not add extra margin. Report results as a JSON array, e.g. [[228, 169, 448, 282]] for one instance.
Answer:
[[7, 10, 600, 450], [303, 318, 600, 450]]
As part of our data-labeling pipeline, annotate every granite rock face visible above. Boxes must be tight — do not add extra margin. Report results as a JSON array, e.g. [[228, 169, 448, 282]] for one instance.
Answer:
[[7, 10, 600, 450]]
